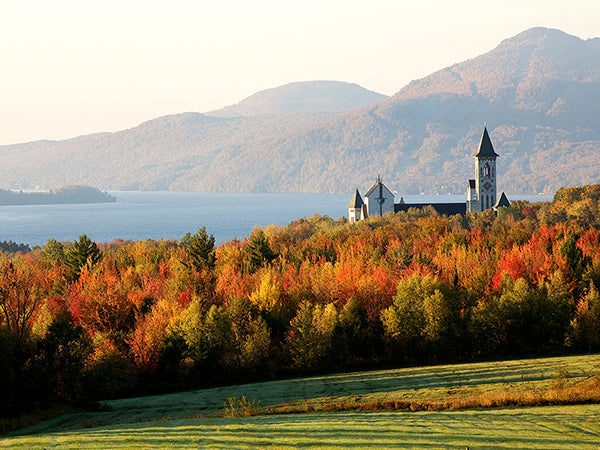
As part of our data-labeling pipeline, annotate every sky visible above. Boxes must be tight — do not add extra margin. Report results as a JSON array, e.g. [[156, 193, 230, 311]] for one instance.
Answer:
[[1, 0, 599, 145]]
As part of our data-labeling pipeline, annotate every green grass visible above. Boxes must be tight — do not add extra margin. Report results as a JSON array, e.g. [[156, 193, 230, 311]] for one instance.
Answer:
[[3, 353, 600, 448], [2, 406, 600, 449]]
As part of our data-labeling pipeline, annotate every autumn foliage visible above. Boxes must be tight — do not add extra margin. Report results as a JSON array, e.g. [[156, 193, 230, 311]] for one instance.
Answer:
[[2, 185, 600, 416]]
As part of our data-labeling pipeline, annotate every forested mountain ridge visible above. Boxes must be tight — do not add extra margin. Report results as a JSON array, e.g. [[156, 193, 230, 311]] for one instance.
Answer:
[[0, 28, 599, 194]]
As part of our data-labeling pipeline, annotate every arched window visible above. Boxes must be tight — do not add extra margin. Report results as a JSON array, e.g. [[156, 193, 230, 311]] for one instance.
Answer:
[[484, 164, 490, 177]]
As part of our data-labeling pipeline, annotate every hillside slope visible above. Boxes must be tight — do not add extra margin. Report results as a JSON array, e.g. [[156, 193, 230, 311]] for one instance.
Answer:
[[0, 81, 387, 191], [1, 28, 599, 194]]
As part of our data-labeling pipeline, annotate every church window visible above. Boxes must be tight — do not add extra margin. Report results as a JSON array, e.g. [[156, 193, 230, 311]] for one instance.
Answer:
[[484, 164, 490, 177]]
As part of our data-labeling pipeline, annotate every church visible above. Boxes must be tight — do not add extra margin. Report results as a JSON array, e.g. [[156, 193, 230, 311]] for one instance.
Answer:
[[348, 126, 511, 223]]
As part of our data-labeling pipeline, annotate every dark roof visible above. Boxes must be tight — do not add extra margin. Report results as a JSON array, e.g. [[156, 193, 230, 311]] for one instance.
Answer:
[[348, 189, 364, 208], [395, 202, 466, 216], [493, 192, 511, 209], [468, 179, 476, 188], [474, 126, 499, 158]]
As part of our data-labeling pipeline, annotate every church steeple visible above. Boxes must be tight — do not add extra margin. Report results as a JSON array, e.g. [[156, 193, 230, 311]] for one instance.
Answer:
[[472, 125, 498, 211], [474, 126, 499, 158]]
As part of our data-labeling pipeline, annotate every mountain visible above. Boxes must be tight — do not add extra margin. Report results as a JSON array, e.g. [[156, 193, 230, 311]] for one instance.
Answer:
[[1, 28, 599, 195], [210, 81, 389, 117], [234, 27, 600, 195], [257, 27, 600, 195], [0, 81, 388, 191]]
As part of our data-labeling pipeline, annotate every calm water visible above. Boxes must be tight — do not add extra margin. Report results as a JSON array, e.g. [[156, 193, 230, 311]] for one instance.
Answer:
[[0, 192, 348, 247], [0, 192, 552, 247]]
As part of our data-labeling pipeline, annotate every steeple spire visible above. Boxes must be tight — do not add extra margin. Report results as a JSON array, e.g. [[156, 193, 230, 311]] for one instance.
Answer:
[[474, 125, 499, 158]]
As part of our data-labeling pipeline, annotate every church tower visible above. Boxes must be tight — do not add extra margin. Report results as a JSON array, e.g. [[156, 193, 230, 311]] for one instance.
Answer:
[[468, 125, 498, 212]]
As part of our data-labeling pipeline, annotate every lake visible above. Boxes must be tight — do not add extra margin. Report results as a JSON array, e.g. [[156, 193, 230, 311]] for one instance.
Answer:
[[0, 192, 552, 247]]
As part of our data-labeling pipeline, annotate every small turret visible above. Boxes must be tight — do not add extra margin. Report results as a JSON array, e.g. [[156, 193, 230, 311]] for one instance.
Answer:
[[348, 189, 365, 223], [493, 192, 511, 210]]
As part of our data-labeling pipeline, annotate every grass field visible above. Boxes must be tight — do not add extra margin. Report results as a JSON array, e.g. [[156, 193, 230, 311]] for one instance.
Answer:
[[3, 406, 600, 449], [2, 353, 600, 448]]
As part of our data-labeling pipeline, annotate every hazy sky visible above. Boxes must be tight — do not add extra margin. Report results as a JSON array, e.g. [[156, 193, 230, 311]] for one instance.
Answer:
[[1, 0, 599, 145]]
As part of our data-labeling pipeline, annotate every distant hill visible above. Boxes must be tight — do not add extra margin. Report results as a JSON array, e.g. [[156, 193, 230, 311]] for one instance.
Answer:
[[0, 185, 115, 205], [0, 28, 599, 195], [210, 80, 389, 117]]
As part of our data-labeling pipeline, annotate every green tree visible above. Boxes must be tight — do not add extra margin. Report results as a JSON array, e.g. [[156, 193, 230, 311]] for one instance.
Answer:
[[245, 230, 277, 273], [40, 238, 66, 265], [226, 297, 271, 372], [64, 234, 102, 279], [568, 282, 600, 349], [380, 274, 431, 360], [180, 300, 232, 371], [332, 297, 374, 368], [182, 227, 216, 271], [471, 275, 570, 354], [287, 301, 337, 370], [540, 270, 575, 347]]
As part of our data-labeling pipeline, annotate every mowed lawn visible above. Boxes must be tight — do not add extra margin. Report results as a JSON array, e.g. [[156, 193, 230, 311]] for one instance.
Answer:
[[2, 353, 600, 448], [3, 406, 600, 449]]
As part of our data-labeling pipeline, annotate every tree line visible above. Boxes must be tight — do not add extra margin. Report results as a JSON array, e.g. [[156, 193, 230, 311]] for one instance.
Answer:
[[1, 184, 600, 416]]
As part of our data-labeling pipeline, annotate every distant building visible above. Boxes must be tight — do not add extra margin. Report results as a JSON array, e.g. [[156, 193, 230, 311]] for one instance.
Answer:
[[364, 176, 395, 217], [467, 126, 499, 213], [348, 125, 510, 221]]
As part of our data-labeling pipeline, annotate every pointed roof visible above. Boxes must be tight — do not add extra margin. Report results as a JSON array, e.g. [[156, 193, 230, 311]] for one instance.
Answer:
[[474, 126, 499, 158], [493, 192, 511, 209], [365, 175, 393, 197], [348, 189, 364, 208]]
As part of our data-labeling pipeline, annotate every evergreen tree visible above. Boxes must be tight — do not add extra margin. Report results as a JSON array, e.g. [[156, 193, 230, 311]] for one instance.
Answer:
[[64, 234, 101, 279], [40, 238, 65, 265], [245, 230, 277, 273], [183, 227, 216, 271]]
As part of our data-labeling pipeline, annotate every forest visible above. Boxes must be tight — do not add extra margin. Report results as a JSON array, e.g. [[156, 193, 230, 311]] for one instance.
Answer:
[[1, 184, 600, 418]]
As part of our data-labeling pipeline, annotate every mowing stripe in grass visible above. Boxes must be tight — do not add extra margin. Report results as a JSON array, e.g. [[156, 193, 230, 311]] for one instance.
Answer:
[[2, 405, 600, 449]]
